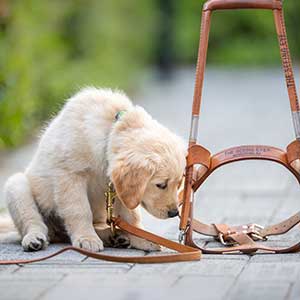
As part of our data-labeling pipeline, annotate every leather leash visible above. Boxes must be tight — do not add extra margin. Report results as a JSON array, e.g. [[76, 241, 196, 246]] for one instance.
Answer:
[[0, 216, 201, 265], [0, 183, 201, 264]]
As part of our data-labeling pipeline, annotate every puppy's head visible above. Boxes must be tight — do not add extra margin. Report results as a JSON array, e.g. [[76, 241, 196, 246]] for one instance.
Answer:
[[107, 106, 186, 219]]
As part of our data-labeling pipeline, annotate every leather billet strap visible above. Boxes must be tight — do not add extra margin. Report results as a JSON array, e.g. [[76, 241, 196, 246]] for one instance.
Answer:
[[0, 217, 201, 265], [192, 211, 300, 239], [189, 211, 300, 254]]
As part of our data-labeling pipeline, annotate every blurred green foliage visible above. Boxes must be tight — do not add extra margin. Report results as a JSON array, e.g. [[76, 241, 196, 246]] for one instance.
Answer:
[[0, 0, 157, 149], [174, 0, 300, 65], [0, 0, 299, 149]]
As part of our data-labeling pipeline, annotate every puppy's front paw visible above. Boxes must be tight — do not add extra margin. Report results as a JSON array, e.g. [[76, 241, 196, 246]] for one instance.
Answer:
[[72, 235, 104, 252], [130, 236, 162, 252], [22, 232, 49, 252], [108, 232, 130, 249]]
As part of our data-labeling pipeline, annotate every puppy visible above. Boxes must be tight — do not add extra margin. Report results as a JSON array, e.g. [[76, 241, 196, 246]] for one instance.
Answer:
[[4, 88, 186, 252]]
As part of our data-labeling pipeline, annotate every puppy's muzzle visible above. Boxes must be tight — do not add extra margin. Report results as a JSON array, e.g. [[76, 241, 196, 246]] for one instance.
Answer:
[[168, 209, 179, 218]]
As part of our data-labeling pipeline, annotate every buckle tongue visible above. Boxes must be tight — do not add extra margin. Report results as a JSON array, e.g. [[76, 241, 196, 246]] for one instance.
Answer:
[[218, 233, 238, 246], [245, 223, 267, 241]]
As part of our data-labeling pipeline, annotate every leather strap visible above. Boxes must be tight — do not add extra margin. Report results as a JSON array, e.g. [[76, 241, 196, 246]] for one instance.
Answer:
[[287, 140, 300, 165], [0, 216, 201, 265], [191, 144, 300, 192], [188, 213, 300, 254], [203, 0, 282, 11], [192, 240, 300, 255]]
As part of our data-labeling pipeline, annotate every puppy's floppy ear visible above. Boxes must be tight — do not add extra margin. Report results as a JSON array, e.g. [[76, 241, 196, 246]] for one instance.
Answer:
[[111, 163, 152, 209]]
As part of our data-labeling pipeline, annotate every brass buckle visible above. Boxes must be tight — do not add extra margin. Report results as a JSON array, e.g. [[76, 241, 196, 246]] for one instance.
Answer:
[[218, 223, 267, 246], [105, 182, 117, 236], [245, 223, 267, 241], [218, 233, 238, 246]]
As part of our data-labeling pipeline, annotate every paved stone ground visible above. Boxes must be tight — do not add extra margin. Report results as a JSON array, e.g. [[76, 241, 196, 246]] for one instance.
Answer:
[[0, 67, 300, 300]]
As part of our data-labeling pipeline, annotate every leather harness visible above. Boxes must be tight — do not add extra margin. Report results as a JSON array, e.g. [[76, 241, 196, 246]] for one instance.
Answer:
[[1, 0, 299, 264], [180, 0, 300, 255]]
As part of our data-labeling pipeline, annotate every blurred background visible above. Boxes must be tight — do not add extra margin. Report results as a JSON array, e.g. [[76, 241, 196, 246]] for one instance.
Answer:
[[0, 0, 299, 150]]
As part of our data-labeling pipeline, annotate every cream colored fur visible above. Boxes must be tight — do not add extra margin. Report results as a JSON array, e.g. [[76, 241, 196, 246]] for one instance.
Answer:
[[4, 87, 186, 252]]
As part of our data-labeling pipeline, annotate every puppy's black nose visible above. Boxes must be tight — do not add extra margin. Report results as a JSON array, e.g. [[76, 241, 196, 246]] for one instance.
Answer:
[[168, 209, 179, 218]]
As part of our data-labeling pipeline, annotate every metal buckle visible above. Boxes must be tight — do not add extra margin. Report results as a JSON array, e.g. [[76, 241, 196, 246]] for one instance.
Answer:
[[178, 225, 190, 244], [218, 233, 238, 246], [105, 182, 117, 237], [244, 223, 267, 241], [218, 223, 267, 246]]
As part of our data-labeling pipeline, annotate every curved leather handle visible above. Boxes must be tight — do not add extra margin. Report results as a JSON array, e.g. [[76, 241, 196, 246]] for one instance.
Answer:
[[203, 0, 282, 11]]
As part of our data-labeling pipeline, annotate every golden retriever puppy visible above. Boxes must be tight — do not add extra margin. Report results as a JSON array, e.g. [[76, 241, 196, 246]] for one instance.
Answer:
[[4, 88, 186, 252]]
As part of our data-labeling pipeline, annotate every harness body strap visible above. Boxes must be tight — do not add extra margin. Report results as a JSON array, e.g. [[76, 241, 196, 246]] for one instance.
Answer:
[[186, 212, 300, 254]]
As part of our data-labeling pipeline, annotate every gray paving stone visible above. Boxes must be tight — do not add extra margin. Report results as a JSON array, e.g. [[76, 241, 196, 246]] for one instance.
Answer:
[[0, 275, 63, 300], [193, 193, 242, 224], [42, 287, 179, 300], [129, 257, 247, 277], [228, 281, 291, 300], [59, 273, 178, 287], [0, 265, 20, 273], [239, 262, 300, 281], [41, 275, 180, 300], [289, 280, 300, 300], [18, 263, 131, 274], [250, 253, 300, 263], [42, 275, 239, 300], [0, 267, 65, 280], [202, 254, 249, 261], [193, 192, 285, 226], [176, 276, 235, 300]]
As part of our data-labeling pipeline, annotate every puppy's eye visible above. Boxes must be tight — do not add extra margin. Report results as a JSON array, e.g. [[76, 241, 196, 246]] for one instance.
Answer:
[[156, 183, 167, 190]]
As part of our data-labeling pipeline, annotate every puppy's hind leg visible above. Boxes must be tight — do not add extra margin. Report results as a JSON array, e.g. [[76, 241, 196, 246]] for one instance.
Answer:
[[4, 173, 49, 251]]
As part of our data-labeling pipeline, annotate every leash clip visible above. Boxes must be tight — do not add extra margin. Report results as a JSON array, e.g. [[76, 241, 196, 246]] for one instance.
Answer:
[[105, 182, 117, 236], [178, 225, 190, 244]]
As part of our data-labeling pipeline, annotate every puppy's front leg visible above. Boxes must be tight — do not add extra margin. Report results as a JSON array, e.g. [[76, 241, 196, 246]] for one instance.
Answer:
[[117, 203, 161, 251], [55, 174, 103, 252]]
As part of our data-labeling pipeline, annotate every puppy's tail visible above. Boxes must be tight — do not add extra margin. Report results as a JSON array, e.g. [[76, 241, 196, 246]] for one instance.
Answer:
[[0, 213, 20, 243]]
